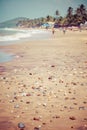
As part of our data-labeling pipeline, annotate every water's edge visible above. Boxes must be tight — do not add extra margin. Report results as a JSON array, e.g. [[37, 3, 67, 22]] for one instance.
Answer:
[[0, 50, 14, 63]]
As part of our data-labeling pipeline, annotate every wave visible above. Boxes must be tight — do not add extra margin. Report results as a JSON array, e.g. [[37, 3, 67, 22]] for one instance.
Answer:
[[0, 32, 31, 41], [0, 28, 50, 42], [0, 27, 48, 33]]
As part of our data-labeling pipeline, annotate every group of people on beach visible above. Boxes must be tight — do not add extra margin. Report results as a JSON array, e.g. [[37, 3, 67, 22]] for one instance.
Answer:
[[52, 27, 66, 35]]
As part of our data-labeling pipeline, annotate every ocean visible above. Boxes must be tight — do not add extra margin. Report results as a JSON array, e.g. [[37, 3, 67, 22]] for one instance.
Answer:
[[0, 27, 51, 63], [0, 27, 51, 45]]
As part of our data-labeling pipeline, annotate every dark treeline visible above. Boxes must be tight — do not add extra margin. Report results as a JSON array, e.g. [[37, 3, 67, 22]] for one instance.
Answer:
[[17, 4, 87, 28]]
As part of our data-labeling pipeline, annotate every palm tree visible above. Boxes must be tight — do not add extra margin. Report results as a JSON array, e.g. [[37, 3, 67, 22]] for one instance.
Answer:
[[75, 4, 87, 24], [66, 7, 74, 26], [46, 15, 50, 21], [67, 7, 73, 17], [55, 10, 59, 20], [80, 4, 87, 22], [80, 4, 86, 15]]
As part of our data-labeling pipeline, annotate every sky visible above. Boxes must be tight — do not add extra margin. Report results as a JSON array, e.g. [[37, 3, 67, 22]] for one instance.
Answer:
[[0, 0, 87, 23]]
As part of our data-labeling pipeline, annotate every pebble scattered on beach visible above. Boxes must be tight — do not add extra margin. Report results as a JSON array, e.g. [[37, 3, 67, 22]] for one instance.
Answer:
[[0, 35, 87, 130]]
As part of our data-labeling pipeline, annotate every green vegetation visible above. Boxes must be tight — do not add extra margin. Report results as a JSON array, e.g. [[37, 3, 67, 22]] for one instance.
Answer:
[[17, 4, 87, 28], [0, 4, 86, 28]]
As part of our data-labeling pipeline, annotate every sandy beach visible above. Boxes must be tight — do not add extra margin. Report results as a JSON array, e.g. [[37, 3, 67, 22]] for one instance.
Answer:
[[0, 29, 87, 130]]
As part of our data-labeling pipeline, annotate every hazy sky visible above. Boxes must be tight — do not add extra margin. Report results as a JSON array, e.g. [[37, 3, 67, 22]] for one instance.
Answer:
[[0, 0, 87, 23]]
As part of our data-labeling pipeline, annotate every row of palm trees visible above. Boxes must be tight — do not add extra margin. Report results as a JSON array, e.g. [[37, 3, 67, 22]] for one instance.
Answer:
[[55, 4, 87, 27], [66, 4, 87, 26], [17, 4, 87, 28]]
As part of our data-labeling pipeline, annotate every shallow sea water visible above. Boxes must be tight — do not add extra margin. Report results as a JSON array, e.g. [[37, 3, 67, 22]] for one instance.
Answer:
[[0, 28, 51, 63]]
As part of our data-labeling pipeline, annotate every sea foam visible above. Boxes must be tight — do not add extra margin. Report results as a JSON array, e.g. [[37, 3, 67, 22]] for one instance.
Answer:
[[0, 28, 50, 42]]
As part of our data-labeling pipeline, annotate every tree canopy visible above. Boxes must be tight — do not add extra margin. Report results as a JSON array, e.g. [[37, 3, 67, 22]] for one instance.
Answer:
[[17, 4, 87, 28]]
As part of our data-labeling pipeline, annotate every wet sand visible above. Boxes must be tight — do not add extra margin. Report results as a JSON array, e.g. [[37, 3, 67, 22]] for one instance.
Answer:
[[0, 29, 87, 130]]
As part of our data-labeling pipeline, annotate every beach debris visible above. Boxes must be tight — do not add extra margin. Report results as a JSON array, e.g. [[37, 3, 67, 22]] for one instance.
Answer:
[[9, 99, 14, 103], [84, 118, 87, 121], [52, 115, 60, 119], [14, 95, 18, 100], [21, 92, 31, 97], [71, 126, 74, 129], [29, 72, 32, 75], [18, 122, 25, 130], [33, 117, 40, 121], [26, 93, 31, 96], [48, 76, 53, 80], [1, 76, 6, 80], [64, 106, 68, 109], [65, 97, 69, 100], [71, 82, 77, 85], [79, 106, 87, 110], [68, 91, 72, 94], [69, 116, 76, 120], [14, 104, 19, 108], [43, 103, 47, 107], [51, 65, 55, 68], [73, 102, 78, 105], [60, 108, 64, 111], [26, 101, 30, 104], [71, 97, 76, 100], [50, 120, 52, 122], [21, 92, 27, 96], [83, 101, 87, 104], [69, 107, 74, 109], [34, 127, 40, 130], [59, 79, 64, 83]]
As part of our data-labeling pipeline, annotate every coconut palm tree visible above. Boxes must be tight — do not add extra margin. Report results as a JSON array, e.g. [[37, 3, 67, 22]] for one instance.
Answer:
[[79, 4, 87, 22], [46, 15, 50, 21], [55, 10, 59, 20], [75, 4, 87, 24], [67, 7, 73, 17], [66, 7, 74, 26], [80, 4, 86, 15]]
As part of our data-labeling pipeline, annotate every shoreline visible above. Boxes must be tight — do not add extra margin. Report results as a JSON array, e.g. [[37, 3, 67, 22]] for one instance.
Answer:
[[0, 30, 87, 130]]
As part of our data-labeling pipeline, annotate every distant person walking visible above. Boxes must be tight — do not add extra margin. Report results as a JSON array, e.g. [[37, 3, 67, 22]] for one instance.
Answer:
[[52, 27, 55, 35], [63, 28, 66, 34]]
